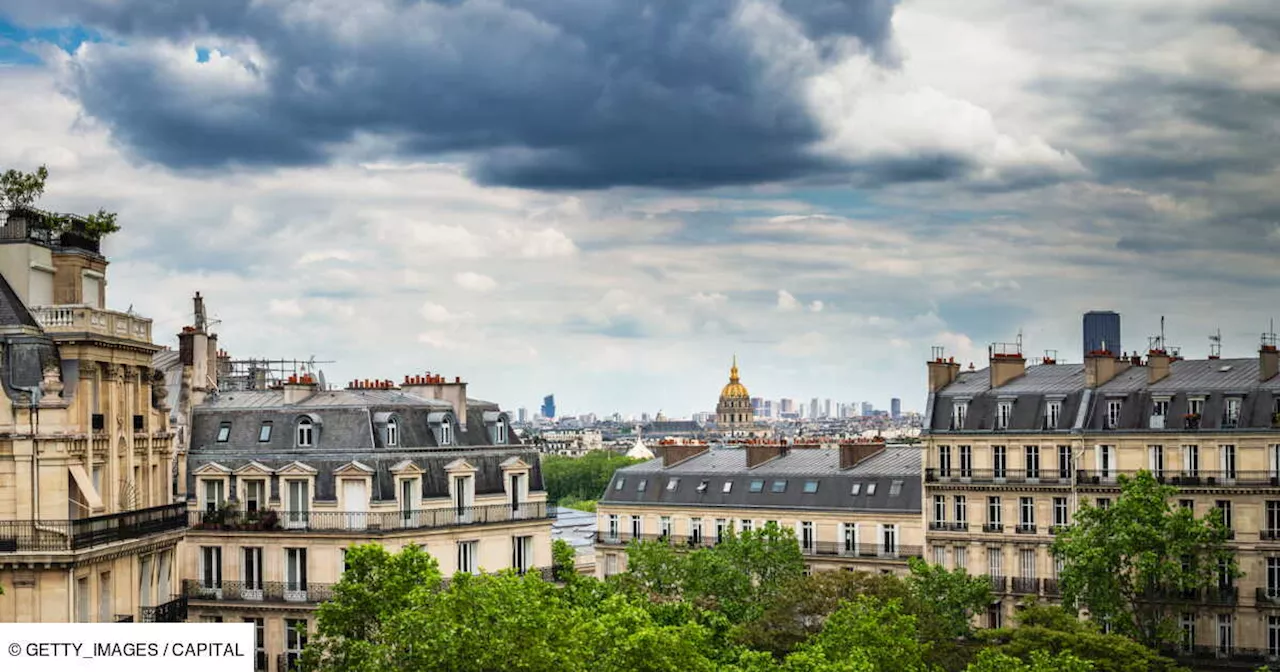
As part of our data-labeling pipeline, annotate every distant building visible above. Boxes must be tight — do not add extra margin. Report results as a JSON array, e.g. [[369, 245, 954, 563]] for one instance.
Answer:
[[539, 428, 603, 456], [541, 394, 556, 419], [715, 357, 759, 437], [891, 398, 902, 419], [861, 402, 873, 416], [1083, 310, 1121, 358], [780, 398, 795, 414], [823, 398, 833, 418], [595, 440, 923, 578], [810, 397, 820, 419], [518, 407, 528, 423]]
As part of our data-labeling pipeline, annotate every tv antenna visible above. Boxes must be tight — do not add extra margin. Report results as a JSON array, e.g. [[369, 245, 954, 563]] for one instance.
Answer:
[[1209, 328, 1222, 359]]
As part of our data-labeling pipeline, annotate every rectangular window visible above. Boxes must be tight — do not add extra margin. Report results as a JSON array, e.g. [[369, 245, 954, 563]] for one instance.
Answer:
[[285, 619, 308, 672], [285, 548, 308, 597], [1224, 398, 1241, 426], [1148, 445, 1165, 477], [715, 519, 727, 543], [952, 401, 968, 429], [934, 495, 946, 524], [997, 402, 1012, 430], [880, 524, 898, 556], [1057, 445, 1071, 479], [76, 576, 89, 622], [604, 553, 618, 576], [1216, 500, 1233, 531], [1267, 558, 1280, 597], [771, 480, 787, 493], [1096, 498, 1111, 509], [1220, 445, 1237, 481], [512, 536, 533, 574], [1019, 497, 1035, 531], [216, 422, 231, 442], [631, 515, 642, 539], [749, 480, 764, 493], [98, 572, 111, 623], [803, 480, 819, 493], [245, 618, 265, 671], [938, 445, 952, 477], [607, 514, 619, 541], [987, 496, 1002, 527], [666, 478, 680, 491], [1271, 445, 1280, 479], [1189, 397, 1204, 417], [199, 546, 222, 590], [954, 495, 967, 524], [690, 518, 703, 545], [1020, 549, 1036, 579], [201, 479, 225, 514], [1217, 613, 1234, 654], [1182, 445, 1200, 477], [400, 479, 414, 523], [1053, 497, 1068, 527], [1269, 616, 1280, 658], [456, 541, 478, 574], [933, 546, 947, 566], [850, 483, 862, 495], [842, 523, 857, 554], [955, 547, 968, 572], [988, 547, 1003, 578], [1097, 445, 1115, 480], [1180, 499, 1195, 511], [615, 478, 626, 491], [696, 479, 708, 493], [258, 422, 272, 442], [1046, 401, 1061, 429], [1025, 445, 1040, 479], [285, 480, 309, 529], [800, 522, 815, 553], [722, 481, 733, 493], [1268, 501, 1280, 538], [741, 519, 754, 533], [243, 479, 265, 513], [242, 547, 263, 592], [660, 516, 672, 538], [637, 479, 647, 492], [993, 445, 1007, 479], [959, 445, 972, 478], [1181, 614, 1196, 653], [1153, 398, 1169, 419], [866, 483, 877, 495], [1106, 400, 1122, 429]]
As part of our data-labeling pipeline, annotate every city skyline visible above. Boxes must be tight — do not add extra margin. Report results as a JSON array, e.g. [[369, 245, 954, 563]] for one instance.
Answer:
[[1, 2, 1278, 418]]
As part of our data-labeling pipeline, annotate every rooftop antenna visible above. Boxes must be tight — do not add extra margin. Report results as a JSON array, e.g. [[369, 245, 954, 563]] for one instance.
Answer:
[[1209, 328, 1222, 359]]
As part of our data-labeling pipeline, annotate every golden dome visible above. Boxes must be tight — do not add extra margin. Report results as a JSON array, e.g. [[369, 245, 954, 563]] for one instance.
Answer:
[[720, 355, 750, 399]]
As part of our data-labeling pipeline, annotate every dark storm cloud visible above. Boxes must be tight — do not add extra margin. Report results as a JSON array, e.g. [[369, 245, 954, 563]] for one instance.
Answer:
[[13, 0, 909, 189]]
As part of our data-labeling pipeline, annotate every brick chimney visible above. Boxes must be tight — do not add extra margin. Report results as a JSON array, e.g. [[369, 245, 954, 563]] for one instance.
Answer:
[[989, 344, 1026, 389], [1262, 341, 1279, 382], [282, 373, 318, 405], [839, 440, 886, 470], [1148, 349, 1171, 384], [1085, 349, 1131, 388], [927, 348, 961, 392], [401, 372, 469, 424], [661, 442, 709, 467], [746, 441, 788, 468]]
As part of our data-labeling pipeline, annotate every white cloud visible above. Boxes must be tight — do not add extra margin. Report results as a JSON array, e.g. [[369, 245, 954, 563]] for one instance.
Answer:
[[776, 290, 800, 311], [268, 299, 304, 318], [454, 271, 498, 292], [809, 300, 824, 312], [420, 302, 471, 324]]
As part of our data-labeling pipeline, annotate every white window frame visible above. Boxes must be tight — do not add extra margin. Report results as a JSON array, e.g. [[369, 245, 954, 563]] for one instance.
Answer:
[[954, 495, 967, 524], [993, 445, 1007, 479], [1019, 497, 1035, 529], [456, 540, 479, 575], [988, 496, 1002, 527], [1046, 401, 1061, 429], [200, 478, 225, 514], [386, 418, 399, 447], [284, 548, 308, 601], [1025, 445, 1040, 480], [1053, 497, 1068, 527], [1106, 400, 1122, 429], [1220, 444, 1237, 481], [1182, 444, 1200, 477], [296, 418, 314, 447], [952, 401, 968, 429], [242, 547, 263, 600], [958, 445, 972, 478], [199, 546, 222, 594], [1148, 445, 1165, 477], [996, 401, 1012, 430]]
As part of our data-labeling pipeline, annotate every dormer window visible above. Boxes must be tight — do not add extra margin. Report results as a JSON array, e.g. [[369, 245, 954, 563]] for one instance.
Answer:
[[952, 401, 968, 430], [697, 480, 709, 493], [428, 412, 454, 446], [1106, 400, 1122, 429], [497, 417, 508, 443], [216, 422, 231, 443], [440, 422, 453, 446], [1224, 398, 1241, 427], [296, 417, 314, 447], [387, 418, 399, 446], [996, 401, 1012, 430], [1045, 401, 1061, 429], [1189, 397, 1205, 417]]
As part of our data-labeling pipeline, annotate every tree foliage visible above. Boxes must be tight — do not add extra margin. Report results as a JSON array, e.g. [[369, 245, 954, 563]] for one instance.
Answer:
[[541, 451, 644, 505], [1051, 471, 1237, 647], [977, 603, 1184, 672], [0, 165, 121, 240]]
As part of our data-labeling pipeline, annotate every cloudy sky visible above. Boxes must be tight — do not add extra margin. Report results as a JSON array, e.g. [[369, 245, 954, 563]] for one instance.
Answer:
[[1, 1, 1278, 417]]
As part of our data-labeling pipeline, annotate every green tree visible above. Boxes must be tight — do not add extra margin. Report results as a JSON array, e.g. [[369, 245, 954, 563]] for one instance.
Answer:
[[965, 649, 1093, 672], [541, 452, 644, 505], [1, 165, 121, 239], [1, 165, 49, 210], [1051, 471, 1237, 647], [977, 603, 1184, 672], [781, 597, 933, 672], [904, 557, 992, 640], [552, 538, 578, 582]]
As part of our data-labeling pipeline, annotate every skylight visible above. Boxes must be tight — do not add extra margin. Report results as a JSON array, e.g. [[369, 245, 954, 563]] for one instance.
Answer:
[[803, 480, 819, 493]]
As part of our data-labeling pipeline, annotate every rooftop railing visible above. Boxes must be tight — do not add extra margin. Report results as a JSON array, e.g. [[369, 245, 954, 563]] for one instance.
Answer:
[[0, 503, 187, 553], [29, 304, 152, 344], [593, 531, 922, 560], [188, 501, 552, 534], [1075, 470, 1279, 487]]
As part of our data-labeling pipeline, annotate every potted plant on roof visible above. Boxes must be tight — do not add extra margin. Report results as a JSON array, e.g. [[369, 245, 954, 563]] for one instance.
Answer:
[[1184, 413, 1201, 430]]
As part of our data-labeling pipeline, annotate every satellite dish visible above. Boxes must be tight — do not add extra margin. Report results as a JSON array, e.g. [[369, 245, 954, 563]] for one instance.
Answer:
[[317, 369, 328, 390]]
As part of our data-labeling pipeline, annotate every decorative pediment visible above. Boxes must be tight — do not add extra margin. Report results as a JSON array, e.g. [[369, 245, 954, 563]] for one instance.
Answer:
[[233, 461, 274, 477], [444, 458, 476, 473], [390, 459, 424, 475], [276, 460, 318, 476], [334, 460, 375, 476], [192, 461, 232, 476], [499, 456, 530, 470]]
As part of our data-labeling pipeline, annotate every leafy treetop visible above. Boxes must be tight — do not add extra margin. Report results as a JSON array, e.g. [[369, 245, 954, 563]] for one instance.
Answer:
[[0, 165, 121, 240]]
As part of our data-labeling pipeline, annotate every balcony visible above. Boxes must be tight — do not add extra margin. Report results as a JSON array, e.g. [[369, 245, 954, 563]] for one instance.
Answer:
[[1261, 530, 1280, 542], [926, 469, 1072, 486], [29, 304, 153, 344], [0, 503, 187, 553], [188, 501, 551, 534], [1049, 525, 1069, 536], [183, 580, 334, 605], [593, 532, 923, 560], [1015, 524, 1037, 535], [1256, 587, 1280, 605], [1143, 586, 1238, 605], [140, 596, 187, 623], [929, 521, 969, 533], [1011, 577, 1041, 594], [983, 523, 1004, 533], [989, 575, 1007, 592], [1172, 646, 1280, 667], [1043, 579, 1061, 597], [1075, 470, 1278, 487]]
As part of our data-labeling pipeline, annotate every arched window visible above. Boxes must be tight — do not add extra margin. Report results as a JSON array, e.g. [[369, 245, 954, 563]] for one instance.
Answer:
[[387, 418, 399, 447], [496, 418, 508, 443], [296, 417, 314, 447], [440, 421, 453, 446]]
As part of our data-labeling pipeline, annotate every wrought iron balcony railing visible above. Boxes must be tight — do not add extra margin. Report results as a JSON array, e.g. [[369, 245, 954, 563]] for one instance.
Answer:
[[593, 532, 923, 559], [140, 595, 187, 623], [926, 469, 1073, 485], [189, 501, 551, 534], [1075, 470, 1280, 487], [0, 503, 187, 553], [182, 580, 334, 604]]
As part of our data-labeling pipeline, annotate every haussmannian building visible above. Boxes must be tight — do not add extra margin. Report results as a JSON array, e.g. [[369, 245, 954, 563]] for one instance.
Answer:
[[922, 336, 1280, 664], [0, 206, 187, 623], [594, 439, 924, 578], [182, 374, 552, 671]]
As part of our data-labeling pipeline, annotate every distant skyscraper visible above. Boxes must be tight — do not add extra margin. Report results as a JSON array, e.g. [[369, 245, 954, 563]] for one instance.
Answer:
[[780, 398, 795, 414], [810, 397, 819, 419], [823, 398, 833, 418], [518, 407, 528, 423], [541, 394, 556, 419], [861, 401, 873, 416], [1083, 310, 1122, 357], [891, 398, 902, 419]]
